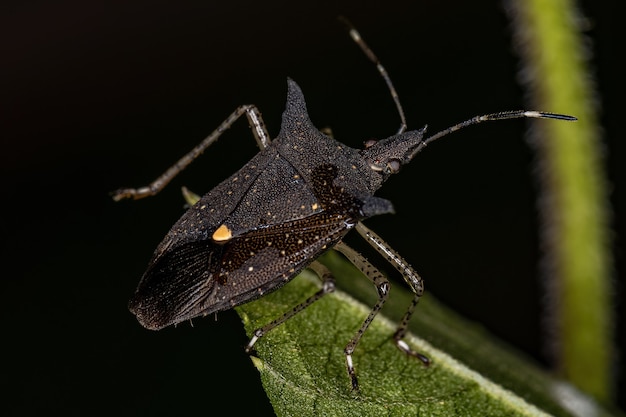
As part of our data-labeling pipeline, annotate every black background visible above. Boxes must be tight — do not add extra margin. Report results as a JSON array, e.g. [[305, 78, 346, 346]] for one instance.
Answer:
[[2, 0, 623, 415]]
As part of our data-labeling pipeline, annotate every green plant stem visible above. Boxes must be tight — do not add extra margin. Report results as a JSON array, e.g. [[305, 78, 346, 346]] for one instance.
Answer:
[[506, 0, 613, 402]]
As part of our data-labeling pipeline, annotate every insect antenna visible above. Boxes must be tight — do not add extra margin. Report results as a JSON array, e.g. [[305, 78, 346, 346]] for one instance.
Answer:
[[340, 17, 408, 135], [339, 17, 577, 148], [410, 110, 577, 159]]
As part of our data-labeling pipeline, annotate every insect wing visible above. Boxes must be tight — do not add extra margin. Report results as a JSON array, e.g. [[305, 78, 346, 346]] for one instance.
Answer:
[[208, 211, 351, 309], [129, 210, 351, 330], [128, 239, 223, 330]]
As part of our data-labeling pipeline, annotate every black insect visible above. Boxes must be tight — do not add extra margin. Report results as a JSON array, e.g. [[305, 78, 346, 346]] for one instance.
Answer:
[[113, 23, 575, 390]]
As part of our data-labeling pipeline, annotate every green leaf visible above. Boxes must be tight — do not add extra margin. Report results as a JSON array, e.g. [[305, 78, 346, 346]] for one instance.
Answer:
[[236, 252, 620, 417]]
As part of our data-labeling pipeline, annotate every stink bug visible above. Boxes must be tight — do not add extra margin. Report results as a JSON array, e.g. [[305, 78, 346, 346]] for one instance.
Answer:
[[113, 22, 576, 390]]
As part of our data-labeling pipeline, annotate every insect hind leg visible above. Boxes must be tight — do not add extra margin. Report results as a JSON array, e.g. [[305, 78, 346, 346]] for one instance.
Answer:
[[112, 104, 270, 201], [245, 260, 336, 354]]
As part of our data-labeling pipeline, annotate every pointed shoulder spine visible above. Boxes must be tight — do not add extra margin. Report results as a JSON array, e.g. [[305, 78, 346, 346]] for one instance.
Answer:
[[279, 78, 314, 136]]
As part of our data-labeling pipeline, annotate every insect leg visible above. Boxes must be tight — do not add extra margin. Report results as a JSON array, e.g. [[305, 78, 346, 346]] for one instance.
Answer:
[[112, 105, 270, 201], [354, 222, 431, 365], [333, 240, 391, 391], [245, 260, 335, 353]]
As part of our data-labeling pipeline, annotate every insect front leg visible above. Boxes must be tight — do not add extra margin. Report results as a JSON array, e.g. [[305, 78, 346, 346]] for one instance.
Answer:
[[245, 260, 336, 354], [354, 222, 431, 366], [333, 241, 391, 391], [112, 104, 270, 201]]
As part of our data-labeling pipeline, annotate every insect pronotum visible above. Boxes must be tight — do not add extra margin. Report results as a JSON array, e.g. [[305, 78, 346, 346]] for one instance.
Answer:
[[113, 20, 576, 391]]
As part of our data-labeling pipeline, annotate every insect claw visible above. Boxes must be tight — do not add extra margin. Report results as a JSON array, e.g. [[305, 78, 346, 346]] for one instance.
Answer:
[[417, 353, 431, 367], [351, 375, 360, 392], [245, 331, 262, 354], [344, 351, 361, 391], [395, 338, 431, 366]]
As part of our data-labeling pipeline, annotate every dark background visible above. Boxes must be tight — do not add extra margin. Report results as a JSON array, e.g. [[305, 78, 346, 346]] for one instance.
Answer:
[[2, 0, 623, 415]]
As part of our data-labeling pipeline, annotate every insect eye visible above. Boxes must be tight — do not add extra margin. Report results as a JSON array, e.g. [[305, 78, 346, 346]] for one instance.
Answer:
[[363, 139, 378, 149], [387, 158, 401, 174]]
